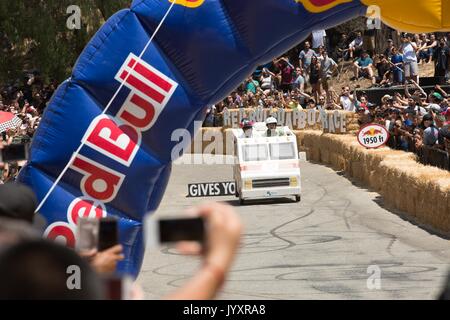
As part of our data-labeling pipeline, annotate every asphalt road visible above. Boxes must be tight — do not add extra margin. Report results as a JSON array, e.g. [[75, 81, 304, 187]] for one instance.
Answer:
[[137, 156, 450, 300]]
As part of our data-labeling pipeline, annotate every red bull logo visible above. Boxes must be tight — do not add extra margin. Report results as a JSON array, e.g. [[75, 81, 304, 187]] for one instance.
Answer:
[[45, 53, 178, 247], [363, 128, 383, 137], [357, 124, 389, 149], [296, 0, 353, 13], [169, 0, 205, 8]]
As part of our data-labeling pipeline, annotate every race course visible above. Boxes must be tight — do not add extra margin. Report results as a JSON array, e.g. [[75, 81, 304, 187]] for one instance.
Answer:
[[138, 157, 450, 300]]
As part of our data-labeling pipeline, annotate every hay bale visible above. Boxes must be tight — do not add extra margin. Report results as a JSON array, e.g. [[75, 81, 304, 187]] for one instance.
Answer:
[[295, 128, 450, 233], [311, 148, 321, 162], [303, 147, 311, 160], [426, 179, 450, 232], [320, 149, 330, 164], [293, 130, 305, 148], [329, 152, 340, 170], [303, 130, 322, 148], [403, 166, 450, 227], [346, 123, 360, 132]]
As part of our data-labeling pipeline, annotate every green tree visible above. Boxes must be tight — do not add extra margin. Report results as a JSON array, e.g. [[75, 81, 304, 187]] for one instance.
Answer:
[[0, 0, 131, 85]]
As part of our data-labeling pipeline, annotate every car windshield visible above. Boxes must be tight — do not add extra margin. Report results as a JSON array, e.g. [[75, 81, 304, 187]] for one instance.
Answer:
[[242, 144, 269, 162], [269, 142, 296, 160]]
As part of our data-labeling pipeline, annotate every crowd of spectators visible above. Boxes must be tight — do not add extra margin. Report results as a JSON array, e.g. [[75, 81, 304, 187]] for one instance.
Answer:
[[0, 72, 52, 182], [356, 82, 450, 169], [206, 31, 450, 113], [204, 31, 450, 170]]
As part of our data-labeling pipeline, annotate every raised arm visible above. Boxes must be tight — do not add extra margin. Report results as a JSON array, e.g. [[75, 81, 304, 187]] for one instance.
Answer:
[[164, 203, 242, 300], [435, 84, 448, 98], [411, 79, 427, 97], [297, 90, 312, 100], [404, 82, 412, 98]]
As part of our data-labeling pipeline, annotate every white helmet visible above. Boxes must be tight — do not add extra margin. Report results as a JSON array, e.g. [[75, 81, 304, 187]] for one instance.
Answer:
[[266, 117, 277, 125]]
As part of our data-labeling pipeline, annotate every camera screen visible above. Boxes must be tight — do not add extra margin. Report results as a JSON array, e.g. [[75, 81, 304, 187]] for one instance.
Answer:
[[2, 144, 28, 162], [98, 218, 119, 251], [159, 218, 205, 243]]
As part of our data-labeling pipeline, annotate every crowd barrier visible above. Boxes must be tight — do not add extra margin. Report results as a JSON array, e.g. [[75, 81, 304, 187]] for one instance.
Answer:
[[355, 85, 450, 104], [387, 134, 450, 171], [419, 146, 450, 171]]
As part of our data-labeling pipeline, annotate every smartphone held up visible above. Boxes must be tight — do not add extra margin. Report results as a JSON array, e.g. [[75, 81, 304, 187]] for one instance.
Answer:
[[76, 216, 119, 253], [145, 215, 206, 249], [0, 143, 30, 163]]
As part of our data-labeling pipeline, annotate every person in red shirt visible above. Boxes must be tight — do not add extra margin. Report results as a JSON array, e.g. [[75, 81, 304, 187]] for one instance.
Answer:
[[275, 57, 295, 93]]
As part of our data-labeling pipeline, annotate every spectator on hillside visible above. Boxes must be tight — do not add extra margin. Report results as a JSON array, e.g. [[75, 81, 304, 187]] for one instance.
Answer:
[[374, 54, 392, 86], [391, 46, 404, 84], [311, 29, 327, 52], [275, 57, 295, 93], [400, 33, 419, 83], [299, 41, 317, 84], [433, 37, 450, 79], [245, 76, 259, 95], [348, 31, 364, 59], [427, 34, 438, 59], [309, 55, 322, 103], [353, 51, 376, 86], [260, 68, 276, 94], [384, 39, 395, 59], [293, 67, 305, 92], [417, 33, 432, 63], [334, 33, 349, 61], [414, 33, 423, 49], [320, 51, 337, 103], [317, 45, 326, 61]]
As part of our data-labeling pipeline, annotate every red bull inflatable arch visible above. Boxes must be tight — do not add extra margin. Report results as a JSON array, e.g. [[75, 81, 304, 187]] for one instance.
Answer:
[[17, 0, 450, 276]]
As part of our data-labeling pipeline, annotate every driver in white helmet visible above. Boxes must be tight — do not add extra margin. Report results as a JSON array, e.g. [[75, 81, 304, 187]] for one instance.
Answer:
[[264, 116, 285, 137]]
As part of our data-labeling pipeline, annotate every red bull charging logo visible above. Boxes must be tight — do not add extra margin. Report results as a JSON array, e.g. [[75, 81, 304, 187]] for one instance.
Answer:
[[362, 128, 383, 137], [296, 0, 353, 13], [169, 0, 205, 8], [357, 124, 389, 149]]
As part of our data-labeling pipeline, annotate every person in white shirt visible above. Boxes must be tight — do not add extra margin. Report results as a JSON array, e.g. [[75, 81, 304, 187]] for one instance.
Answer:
[[260, 68, 275, 94], [400, 33, 419, 83], [312, 29, 326, 51], [339, 86, 356, 112]]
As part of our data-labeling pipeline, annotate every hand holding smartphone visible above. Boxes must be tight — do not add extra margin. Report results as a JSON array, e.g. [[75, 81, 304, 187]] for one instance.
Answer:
[[77, 216, 119, 252], [98, 217, 119, 251], [145, 216, 206, 249], [0, 143, 30, 163]]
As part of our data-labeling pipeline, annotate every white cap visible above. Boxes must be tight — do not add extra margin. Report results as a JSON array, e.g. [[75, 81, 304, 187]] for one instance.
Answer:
[[266, 117, 277, 125]]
